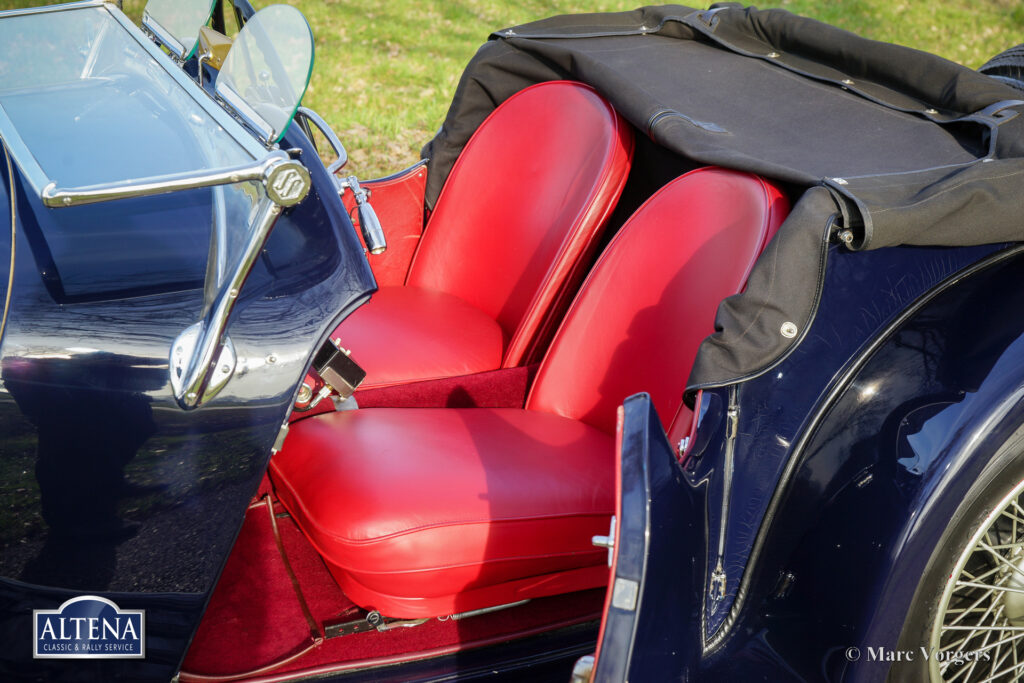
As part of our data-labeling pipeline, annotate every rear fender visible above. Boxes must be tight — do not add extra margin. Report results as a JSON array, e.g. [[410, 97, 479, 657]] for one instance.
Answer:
[[733, 248, 1024, 681]]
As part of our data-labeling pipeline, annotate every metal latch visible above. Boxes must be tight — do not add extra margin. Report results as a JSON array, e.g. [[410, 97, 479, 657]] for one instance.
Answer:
[[570, 655, 595, 683], [324, 610, 428, 638], [592, 515, 616, 567], [725, 405, 739, 440], [339, 176, 387, 255], [311, 338, 366, 405], [271, 420, 289, 454]]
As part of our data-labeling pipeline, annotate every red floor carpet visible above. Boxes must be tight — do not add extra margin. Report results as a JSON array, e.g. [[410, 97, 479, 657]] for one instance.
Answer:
[[180, 495, 602, 681]]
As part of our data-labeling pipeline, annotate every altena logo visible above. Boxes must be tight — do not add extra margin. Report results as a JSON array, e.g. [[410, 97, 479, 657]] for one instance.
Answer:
[[33, 596, 145, 659]]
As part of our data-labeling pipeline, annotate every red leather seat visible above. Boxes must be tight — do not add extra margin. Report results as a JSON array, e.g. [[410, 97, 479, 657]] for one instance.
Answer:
[[271, 168, 789, 618], [332, 81, 634, 389]]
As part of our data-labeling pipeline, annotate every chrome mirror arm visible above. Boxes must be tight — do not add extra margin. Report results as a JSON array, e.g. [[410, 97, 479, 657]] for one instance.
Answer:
[[197, 50, 209, 88], [170, 155, 311, 409], [41, 154, 289, 208]]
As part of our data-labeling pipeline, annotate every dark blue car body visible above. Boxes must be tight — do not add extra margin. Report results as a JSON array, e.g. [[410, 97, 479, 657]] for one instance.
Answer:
[[2, 1, 1024, 682]]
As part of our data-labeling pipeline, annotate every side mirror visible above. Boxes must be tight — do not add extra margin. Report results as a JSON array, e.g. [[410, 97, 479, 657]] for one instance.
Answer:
[[198, 26, 233, 71]]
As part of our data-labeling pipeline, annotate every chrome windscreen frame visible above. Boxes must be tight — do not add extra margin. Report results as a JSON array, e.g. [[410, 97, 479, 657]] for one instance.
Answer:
[[0, 1, 273, 204], [140, 9, 188, 61], [0, 1, 313, 410]]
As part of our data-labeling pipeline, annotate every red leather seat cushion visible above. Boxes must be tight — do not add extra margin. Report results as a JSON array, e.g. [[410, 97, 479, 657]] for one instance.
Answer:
[[333, 286, 505, 389], [270, 407, 614, 616]]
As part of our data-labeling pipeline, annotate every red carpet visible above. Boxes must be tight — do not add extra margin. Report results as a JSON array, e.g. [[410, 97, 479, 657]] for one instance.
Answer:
[[181, 494, 602, 681]]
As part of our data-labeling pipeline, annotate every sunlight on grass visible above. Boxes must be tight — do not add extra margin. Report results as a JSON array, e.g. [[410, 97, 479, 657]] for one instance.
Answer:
[[0, 1, 1020, 175]]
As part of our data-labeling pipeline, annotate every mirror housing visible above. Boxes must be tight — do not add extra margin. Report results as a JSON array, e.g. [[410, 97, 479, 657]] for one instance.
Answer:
[[198, 26, 233, 71]]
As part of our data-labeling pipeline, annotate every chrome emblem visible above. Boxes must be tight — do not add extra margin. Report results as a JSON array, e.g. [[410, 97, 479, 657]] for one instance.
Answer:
[[265, 161, 311, 206]]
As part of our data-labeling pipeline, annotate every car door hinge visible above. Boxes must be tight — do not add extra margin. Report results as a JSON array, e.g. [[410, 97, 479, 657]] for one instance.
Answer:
[[271, 420, 289, 454], [725, 404, 739, 441]]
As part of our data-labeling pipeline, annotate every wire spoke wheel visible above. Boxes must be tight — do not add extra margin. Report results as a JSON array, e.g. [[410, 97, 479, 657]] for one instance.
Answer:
[[931, 477, 1024, 682]]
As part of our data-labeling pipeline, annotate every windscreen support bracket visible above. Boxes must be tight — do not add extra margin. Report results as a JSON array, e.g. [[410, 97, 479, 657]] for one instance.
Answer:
[[169, 155, 311, 409]]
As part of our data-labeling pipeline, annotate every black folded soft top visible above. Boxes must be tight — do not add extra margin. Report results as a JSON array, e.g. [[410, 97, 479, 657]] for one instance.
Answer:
[[421, 3, 1024, 397]]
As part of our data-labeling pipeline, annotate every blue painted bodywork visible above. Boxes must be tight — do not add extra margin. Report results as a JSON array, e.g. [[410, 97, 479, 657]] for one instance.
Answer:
[[0, 113, 376, 679], [596, 243, 1024, 681], [697, 242, 1004, 640]]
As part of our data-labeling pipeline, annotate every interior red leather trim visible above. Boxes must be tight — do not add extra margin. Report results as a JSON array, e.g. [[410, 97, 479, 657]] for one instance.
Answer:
[[332, 286, 505, 390], [273, 167, 791, 623], [329, 81, 633, 390], [342, 161, 428, 287], [406, 80, 634, 366], [335, 565, 609, 619], [354, 364, 539, 409], [269, 407, 615, 617], [527, 167, 790, 434]]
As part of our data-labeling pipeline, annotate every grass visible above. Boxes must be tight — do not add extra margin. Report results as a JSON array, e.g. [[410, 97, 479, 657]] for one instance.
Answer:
[[1, 1, 1021, 175]]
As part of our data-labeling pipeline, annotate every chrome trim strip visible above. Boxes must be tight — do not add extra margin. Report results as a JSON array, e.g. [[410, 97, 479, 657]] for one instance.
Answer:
[[1, 141, 16, 346], [0, 0, 104, 18], [140, 11, 187, 60], [217, 84, 274, 143], [41, 153, 288, 208]]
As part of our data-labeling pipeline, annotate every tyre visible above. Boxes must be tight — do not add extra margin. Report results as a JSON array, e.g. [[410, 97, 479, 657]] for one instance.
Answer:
[[893, 431, 1024, 682], [979, 45, 1024, 92]]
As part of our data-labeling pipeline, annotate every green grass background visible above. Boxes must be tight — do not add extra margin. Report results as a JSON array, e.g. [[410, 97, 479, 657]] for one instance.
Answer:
[[2, 1, 1021, 175]]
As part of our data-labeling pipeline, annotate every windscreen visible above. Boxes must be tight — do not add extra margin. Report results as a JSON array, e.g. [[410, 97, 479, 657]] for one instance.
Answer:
[[215, 4, 314, 142], [0, 5, 254, 190], [0, 5, 267, 302]]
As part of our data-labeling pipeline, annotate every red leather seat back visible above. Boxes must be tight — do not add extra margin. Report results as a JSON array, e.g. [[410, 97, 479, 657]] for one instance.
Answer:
[[526, 168, 789, 434], [406, 81, 634, 367]]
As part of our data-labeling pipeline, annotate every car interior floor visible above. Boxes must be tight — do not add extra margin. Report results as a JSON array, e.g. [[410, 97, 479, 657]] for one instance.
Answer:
[[179, 478, 604, 682]]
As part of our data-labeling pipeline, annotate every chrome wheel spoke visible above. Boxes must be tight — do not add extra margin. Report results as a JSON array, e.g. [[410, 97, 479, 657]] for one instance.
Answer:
[[932, 479, 1024, 681], [954, 581, 1024, 597], [977, 658, 1024, 683], [948, 584, 1000, 627], [942, 605, 1003, 680], [978, 542, 1024, 582], [953, 630, 1024, 656], [957, 564, 1007, 588], [943, 625, 1024, 632], [981, 543, 1024, 552]]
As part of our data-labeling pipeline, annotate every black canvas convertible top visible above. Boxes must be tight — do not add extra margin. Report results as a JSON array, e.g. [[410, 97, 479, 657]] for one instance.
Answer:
[[421, 3, 1024, 398]]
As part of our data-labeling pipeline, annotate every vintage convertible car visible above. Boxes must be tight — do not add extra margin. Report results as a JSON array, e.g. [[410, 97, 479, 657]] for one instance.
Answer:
[[4, 1, 1024, 681]]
